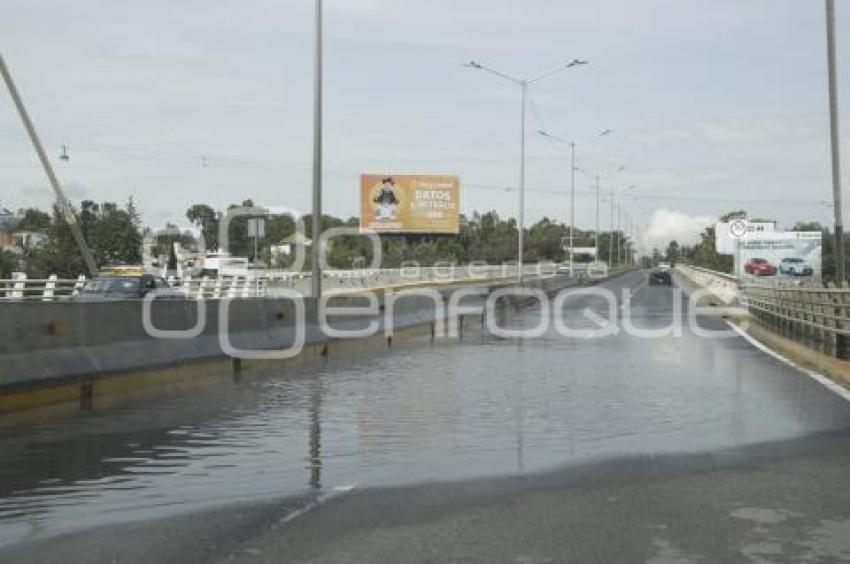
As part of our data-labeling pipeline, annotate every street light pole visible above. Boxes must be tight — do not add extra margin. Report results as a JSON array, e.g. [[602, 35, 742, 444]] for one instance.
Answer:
[[519, 81, 527, 282], [826, 0, 845, 284], [619, 186, 637, 267], [595, 173, 601, 261], [609, 186, 615, 267], [537, 129, 610, 273], [616, 203, 621, 266], [569, 141, 576, 276], [465, 58, 587, 283], [311, 0, 323, 301]]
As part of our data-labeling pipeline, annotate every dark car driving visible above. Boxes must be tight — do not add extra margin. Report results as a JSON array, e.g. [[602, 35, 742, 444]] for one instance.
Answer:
[[649, 267, 672, 285], [70, 274, 186, 301]]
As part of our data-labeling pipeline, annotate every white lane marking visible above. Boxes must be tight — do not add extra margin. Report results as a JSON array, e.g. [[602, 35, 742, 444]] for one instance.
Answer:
[[620, 272, 648, 312], [278, 484, 357, 525], [725, 321, 850, 403]]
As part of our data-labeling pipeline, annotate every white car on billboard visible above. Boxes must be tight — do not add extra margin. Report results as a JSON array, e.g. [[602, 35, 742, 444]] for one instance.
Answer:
[[778, 257, 814, 277]]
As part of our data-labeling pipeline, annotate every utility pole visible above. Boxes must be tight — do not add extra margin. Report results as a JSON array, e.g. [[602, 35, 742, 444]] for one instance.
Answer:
[[0, 54, 97, 278], [311, 0, 323, 301], [826, 0, 845, 284], [826, 0, 847, 358]]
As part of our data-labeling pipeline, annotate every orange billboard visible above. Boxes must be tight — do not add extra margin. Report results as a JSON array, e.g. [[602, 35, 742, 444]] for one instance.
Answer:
[[360, 174, 460, 234]]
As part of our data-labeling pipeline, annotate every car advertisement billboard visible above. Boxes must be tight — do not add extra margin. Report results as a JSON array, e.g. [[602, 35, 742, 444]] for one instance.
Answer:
[[360, 174, 460, 234], [715, 219, 775, 255], [738, 231, 822, 282]]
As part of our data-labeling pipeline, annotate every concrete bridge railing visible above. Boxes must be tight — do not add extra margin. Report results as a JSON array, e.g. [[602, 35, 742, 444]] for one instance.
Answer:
[[0, 267, 636, 406], [0, 262, 619, 301], [674, 264, 740, 306]]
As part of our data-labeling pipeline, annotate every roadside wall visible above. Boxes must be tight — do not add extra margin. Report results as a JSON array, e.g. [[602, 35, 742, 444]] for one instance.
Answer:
[[674, 264, 740, 306], [0, 272, 614, 393]]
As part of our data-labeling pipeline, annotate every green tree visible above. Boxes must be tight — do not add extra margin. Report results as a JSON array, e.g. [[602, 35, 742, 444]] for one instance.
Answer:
[[15, 208, 50, 232], [0, 250, 19, 277], [26, 205, 89, 278], [186, 204, 219, 251], [651, 247, 662, 266], [665, 240, 680, 266], [26, 201, 142, 277], [87, 202, 142, 265]]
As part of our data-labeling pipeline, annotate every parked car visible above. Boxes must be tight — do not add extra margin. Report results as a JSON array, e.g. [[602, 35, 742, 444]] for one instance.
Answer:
[[70, 273, 186, 301], [743, 258, 777, 276], [649, 267, 672, 285], [778, 257, 814, 276]]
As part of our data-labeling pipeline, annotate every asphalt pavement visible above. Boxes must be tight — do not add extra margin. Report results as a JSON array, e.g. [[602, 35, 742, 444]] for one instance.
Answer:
[[2, 271, 850, 563]]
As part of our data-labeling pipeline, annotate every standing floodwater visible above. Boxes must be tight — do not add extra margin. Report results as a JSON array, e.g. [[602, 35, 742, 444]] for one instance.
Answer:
[[1, 273, 850, 548]]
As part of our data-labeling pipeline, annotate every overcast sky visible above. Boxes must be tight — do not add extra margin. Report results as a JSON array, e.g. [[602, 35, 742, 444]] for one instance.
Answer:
[[2, 0, 850, 251]]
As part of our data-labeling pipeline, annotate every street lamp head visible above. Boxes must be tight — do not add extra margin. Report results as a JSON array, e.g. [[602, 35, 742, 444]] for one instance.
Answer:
[[569, 59, 589, 67], [465, 60, 483, 69], [599, 129, 613, 137], [537, 129, 551, 137]]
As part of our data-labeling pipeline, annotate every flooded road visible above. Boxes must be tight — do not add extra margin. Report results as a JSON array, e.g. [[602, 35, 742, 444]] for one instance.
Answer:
[[2, 271, 850, 556]]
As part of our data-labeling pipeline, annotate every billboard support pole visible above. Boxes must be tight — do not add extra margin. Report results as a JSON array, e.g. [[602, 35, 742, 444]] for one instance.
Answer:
[[311, 0, 323, 301]]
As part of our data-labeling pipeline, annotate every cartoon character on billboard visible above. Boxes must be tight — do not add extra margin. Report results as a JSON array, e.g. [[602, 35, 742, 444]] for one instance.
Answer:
[[373, 177, 400, 220]]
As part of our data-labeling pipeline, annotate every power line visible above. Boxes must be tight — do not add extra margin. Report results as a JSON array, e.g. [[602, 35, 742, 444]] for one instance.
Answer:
[[464, 182, 836, 207]]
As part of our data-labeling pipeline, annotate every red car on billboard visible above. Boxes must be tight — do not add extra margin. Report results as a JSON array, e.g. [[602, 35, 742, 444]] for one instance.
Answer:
[[744, 257, 777, 276]]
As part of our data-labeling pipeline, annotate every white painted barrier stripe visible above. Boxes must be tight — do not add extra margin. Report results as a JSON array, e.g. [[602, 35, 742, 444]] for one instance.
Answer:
[[725, 321, 850, 402]]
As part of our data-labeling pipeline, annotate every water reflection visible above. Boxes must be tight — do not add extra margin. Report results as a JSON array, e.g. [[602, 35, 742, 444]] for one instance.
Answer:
[[1, 273, 849, 547], [309, 378, 322, 491]]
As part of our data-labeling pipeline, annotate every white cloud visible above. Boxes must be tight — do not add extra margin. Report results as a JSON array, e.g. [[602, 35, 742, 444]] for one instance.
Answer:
[[641, 209, 715, 252]]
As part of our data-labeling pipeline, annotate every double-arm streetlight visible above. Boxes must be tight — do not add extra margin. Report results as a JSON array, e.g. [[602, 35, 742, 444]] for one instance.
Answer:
[[465, 58, 588, 282], [537, 129, 612, 275]]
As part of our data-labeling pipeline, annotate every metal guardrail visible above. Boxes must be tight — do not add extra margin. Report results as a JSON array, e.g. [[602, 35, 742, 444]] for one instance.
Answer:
[[745, 282, 850, 357], [676, 263, 850, 358]]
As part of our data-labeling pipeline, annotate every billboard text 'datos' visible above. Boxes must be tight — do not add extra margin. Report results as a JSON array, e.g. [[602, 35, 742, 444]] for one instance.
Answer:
[[360, 174, 460, 234]]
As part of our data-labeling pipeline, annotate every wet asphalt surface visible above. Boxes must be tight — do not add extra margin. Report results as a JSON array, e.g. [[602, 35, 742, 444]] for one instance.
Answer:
[[1, 271, 850, 563]]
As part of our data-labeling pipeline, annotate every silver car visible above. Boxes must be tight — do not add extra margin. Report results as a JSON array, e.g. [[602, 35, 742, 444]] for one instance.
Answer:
[[778, 257, 814, 276]]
